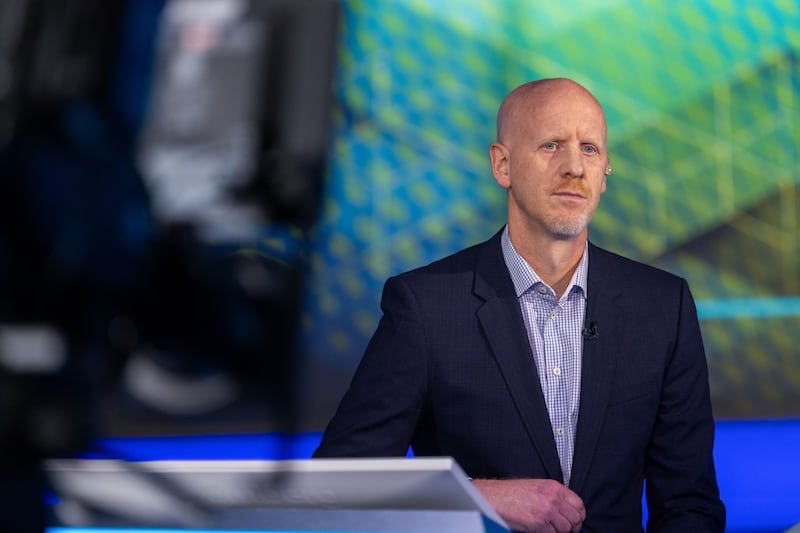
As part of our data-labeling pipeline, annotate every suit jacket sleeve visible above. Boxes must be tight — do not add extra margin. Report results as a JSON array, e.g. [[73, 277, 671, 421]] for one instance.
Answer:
[[313, 274, 426, 457], [644, 279, 725, 532]]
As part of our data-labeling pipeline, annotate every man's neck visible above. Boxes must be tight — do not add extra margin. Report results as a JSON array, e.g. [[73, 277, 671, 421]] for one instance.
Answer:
[[507, 225, 587, 300]]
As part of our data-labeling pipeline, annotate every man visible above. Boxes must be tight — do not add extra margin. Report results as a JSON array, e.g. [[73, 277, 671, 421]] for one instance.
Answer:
[[314, 78, 725, 532]]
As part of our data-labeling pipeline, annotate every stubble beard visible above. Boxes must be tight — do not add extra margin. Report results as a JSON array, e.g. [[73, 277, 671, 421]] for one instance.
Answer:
[[544, 208, 592, 239]]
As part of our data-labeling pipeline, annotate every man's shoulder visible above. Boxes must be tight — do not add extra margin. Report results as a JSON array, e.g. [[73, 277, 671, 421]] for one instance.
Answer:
[[588, 242, 686, 287], [396, 231, 501, 279]]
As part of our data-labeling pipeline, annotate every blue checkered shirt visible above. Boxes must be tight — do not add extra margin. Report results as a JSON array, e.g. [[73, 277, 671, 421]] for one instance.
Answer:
[[501, 226, 588, 487]]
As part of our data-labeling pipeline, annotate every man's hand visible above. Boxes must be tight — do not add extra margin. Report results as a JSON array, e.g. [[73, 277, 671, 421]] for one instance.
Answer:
[[473, 478, 585, 533]]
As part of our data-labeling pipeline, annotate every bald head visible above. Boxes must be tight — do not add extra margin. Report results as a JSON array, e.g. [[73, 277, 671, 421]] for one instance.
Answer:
[[496, 78, 607, 145], [488, 77, 611, 243]]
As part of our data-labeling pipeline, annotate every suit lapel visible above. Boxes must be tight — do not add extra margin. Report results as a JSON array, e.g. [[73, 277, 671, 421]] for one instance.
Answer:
[[568, 244, 623, 493], [473, 233, 563, 481]]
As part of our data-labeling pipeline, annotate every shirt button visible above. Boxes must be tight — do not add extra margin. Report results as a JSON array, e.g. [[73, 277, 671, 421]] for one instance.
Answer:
[[553, 367, 561, 376], [550, 311, 557, 320], [556, 428, 565, 436], [538, 286, 547, 294]]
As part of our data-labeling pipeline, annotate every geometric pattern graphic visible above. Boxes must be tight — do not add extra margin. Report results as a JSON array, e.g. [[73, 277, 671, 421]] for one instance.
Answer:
[[301, 0, 800, 421], [655, 185, 800, 418]]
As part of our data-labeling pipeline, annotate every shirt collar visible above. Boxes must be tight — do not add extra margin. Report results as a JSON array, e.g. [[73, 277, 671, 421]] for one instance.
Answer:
[[501, 225, 589, 300]]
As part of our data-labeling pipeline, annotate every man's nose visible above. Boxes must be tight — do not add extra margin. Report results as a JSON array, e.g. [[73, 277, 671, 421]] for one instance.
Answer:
[[561, 146, 585, 178]]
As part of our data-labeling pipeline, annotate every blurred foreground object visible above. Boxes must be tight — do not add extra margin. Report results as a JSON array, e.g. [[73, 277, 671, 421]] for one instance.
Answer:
[[0, 0, 339, 531]]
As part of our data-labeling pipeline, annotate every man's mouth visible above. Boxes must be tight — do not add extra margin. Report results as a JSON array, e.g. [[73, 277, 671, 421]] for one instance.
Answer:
[[553, 189, 587, 199]]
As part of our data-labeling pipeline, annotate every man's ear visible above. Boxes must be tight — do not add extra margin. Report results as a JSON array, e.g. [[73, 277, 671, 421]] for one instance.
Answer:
[[489, 142, 511, 189], [601, 158, 611, 193]]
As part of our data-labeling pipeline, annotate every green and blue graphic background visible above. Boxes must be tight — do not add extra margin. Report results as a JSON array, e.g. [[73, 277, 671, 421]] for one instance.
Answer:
[[301, 0, 800, 422]]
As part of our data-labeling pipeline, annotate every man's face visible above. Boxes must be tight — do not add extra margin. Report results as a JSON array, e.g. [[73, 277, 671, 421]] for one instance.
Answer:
[[491, 83, 609, 241]]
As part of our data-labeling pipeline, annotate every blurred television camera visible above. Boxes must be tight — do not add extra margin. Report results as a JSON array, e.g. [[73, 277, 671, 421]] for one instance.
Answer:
[[0, 0, 339, 530]]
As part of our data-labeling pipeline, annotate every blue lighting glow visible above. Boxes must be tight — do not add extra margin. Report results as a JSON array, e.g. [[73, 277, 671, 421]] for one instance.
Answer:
[[47, 530, 357, 533], [697, 298, 800, 320], [46, 421, 800, 532]]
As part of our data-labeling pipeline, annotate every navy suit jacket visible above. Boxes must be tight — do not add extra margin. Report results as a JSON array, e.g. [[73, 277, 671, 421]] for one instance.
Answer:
[[315, 230, 725, 532]]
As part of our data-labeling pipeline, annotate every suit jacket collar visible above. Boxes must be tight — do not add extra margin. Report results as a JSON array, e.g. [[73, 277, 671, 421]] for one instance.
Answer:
[[473, 232, 624, 489], [569, 242, 624, 492], [473, 230, 563, 480]]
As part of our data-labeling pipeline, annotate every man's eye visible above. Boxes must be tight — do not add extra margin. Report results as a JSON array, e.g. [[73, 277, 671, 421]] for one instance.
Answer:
[[583, 145, 597, 154], [543, 142, 557, 150]]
